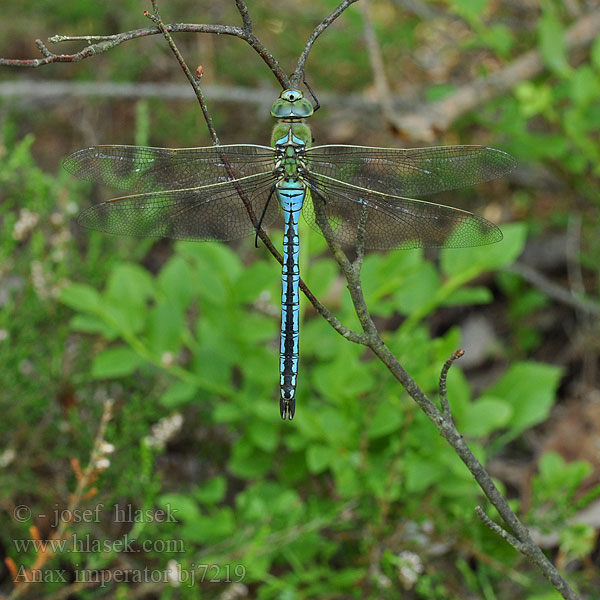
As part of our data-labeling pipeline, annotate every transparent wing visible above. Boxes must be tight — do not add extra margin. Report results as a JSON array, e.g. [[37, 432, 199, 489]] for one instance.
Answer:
[[77, 172, 279, 242], [303, 173, 502, 250], [306, 145, 516, 197], [64, 144, 276, 193]]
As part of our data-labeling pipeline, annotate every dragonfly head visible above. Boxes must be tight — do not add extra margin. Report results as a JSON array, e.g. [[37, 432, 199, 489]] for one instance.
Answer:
[[271, 89, 314, 120]]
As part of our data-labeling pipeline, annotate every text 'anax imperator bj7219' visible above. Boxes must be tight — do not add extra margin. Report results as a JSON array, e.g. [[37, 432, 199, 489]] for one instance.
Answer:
[[64, 88, 516, 420]]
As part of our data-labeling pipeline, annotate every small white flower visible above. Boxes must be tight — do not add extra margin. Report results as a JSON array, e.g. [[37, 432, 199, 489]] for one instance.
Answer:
[[161, 352, 175, 367], [0, 448, 16, 468], [0, 329, 9, 342], [66, 202, 79, 215], [397, 550, 423, 590], [95, 457, 110, 470], [50, 212, 64, 226], [100, 442, 115, 454], [145, 413, 184, 450], [13, 209, 39, 241]]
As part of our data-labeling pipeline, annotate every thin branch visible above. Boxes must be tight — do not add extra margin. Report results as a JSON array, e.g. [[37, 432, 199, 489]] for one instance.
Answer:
[[439, 349, 464, 417], [476, 506, 527, 553], [235, 0, 253, 31], [324, 222, 580, 597], [360, 0, 396, 126], [293, 0, 361, 87], [0, 21, 289, 86], [507, 261, 600, 317], [398, 8, 600, 140]]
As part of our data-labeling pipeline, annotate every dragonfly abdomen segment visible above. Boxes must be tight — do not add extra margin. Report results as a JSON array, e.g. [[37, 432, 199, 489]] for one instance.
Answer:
[[278, 182, 305, 420]]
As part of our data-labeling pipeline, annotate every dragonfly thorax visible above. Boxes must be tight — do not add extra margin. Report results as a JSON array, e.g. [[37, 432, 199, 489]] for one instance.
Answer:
[[273, 127, 309, 181]]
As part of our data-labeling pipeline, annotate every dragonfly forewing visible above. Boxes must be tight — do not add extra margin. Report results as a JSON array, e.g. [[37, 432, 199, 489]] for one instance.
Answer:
[[306, 145, 516, 198], [64, 144, 276, 193]]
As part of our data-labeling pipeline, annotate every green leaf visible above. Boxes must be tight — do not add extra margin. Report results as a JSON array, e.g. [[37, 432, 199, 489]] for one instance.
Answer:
[[478, 23, 514, 56], [486, 362, 562, 434], [233, 260, 276, 304], [441, 223, 527, 277], [591, 36, 600, 70], [367, 403, 403, 439], [146, 303, 184, 355], [157, 255, 197, 309], [194, 476, 227, 505], [91, 346, 145, 378], [159, 381, 198, 408], [306, 444, 335, 473], [447, 0, 487, 21], [442, 286, 493, 306], [228, 437, 272, 479], [569, 65, 600, 106], [105, 263, 154, 308], [247, 419, 279, 452], [69, 314, 118, 339], [559, 523, 596, 560], [391, 262, 440, 316], [59, 283, 102, 313], [158, 493, 201, 522], [538, 1, 571, 76], [458, 396, 513, 437]]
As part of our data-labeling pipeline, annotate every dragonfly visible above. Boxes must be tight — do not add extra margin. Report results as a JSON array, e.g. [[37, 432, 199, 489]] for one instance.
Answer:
[[64, 88, 516, 420]]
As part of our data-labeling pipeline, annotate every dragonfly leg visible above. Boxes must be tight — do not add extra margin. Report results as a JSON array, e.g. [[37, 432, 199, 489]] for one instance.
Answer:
[[303, 76, 320, 112], [255, 183, 277, 248]]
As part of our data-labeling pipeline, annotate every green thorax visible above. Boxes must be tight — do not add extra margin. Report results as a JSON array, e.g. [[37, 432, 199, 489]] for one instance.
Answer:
[[270, 89, 313, 150]]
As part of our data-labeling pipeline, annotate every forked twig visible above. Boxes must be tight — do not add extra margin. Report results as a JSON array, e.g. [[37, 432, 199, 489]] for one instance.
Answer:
[[145, 1, 365, 346]]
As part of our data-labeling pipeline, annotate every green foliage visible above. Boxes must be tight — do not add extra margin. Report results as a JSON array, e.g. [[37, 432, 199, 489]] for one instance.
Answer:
[[528, 452, 597, 564]]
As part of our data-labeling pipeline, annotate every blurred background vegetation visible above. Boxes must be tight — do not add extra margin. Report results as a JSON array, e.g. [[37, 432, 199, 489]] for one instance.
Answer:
[[1, 0, 599, 598]]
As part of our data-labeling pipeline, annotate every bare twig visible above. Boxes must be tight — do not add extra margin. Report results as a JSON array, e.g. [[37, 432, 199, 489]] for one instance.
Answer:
[[0, 20, 289, 86], [360, 0, 397, 126], [507, 261, 600, 317], [476, 506, 527, 553], [439, 349, 464, 417]]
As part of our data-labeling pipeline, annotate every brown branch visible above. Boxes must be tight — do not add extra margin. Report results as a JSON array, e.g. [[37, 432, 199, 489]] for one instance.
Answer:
[[321, 226, 580, 597], [360, 0, 396, 126], [0, 21, 289, 86], [397, 8, 600, 140], [476, 506, 527, 552], [508, 261, 600, 317]]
